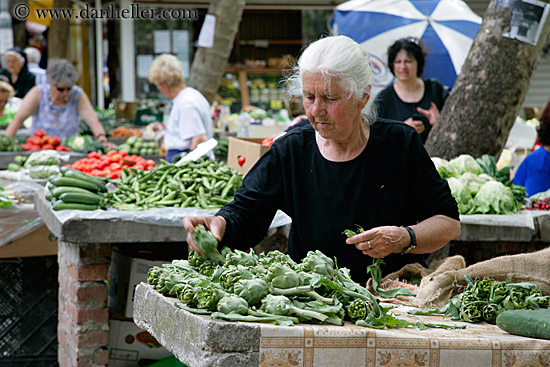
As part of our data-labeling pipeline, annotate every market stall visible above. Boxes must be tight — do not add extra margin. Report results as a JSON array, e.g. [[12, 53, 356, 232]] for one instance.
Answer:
[[133, 282, 550, 367], [32, 189, 291, 367], [29, 182, 550, 367], [0, 150, 86, 170]]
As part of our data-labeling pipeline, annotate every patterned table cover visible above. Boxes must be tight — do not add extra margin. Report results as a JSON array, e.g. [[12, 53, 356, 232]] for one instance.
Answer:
[[259, 305, 550, 367]]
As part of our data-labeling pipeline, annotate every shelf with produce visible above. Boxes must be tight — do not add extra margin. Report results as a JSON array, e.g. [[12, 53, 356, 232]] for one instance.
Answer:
[[223, 66, 288, 108]]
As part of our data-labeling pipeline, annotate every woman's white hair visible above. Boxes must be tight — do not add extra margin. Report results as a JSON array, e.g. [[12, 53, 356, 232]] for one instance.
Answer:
[[286, 35, 377, 123]]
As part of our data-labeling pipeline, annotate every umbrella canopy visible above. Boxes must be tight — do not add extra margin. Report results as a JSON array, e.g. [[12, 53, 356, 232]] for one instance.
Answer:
[[331, 0, 482, 93]]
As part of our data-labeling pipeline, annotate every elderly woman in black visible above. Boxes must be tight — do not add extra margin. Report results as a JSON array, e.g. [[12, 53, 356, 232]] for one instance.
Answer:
[[183, 36, 460, 282], [0, 47, 35, 98], [375, 37, 450, 143]]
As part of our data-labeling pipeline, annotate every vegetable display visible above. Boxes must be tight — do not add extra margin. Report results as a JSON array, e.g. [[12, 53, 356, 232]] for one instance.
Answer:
[[23, 150, 61, 179], [109, 126, 142, 138], [0, 135, 23, 152], [409, 275, 549, 324], [63, 134, 104, 153], [22, 129, 70, 152], [523, 189, 550, 210], [65, 150, 155, 179], [147, 226, 463, 330], [103, 157, 243, 211], [432, 153, 526, 215], [46, 166, 107, 210], [496, 309, 550, 340], [115, 136, 160, 156]]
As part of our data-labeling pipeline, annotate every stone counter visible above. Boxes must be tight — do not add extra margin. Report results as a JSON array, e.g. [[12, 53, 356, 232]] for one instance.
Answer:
[[0, 151, 86, 170], [34, 190, 291, 244], [134, 283, 550, 367]]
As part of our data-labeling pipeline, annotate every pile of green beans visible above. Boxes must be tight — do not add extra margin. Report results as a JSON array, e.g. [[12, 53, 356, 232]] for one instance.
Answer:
[[104, 157, 243, 211]]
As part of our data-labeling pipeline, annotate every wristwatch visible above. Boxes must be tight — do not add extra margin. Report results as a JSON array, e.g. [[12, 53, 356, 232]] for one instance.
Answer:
[[400, 226, 417, 254]]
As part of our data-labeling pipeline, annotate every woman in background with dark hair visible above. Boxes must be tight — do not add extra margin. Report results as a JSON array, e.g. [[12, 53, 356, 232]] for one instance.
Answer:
[[374, 37, 449, 143], [0, 47, 35, 98], [513, 100, 550, 197]]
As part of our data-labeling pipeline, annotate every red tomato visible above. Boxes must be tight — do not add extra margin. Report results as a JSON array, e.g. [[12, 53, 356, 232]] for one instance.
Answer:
[[237, 155, 246, 167], [133, 164, 145, 170], [34, 129, 46, 137], [42, 144, 55, 150], [28, 136, 42, 146], [110, 171, 121, 179], [118, 150, 129, 157], [109, 162, 122, 171], [261, 138, 274, 146], [145, 159, 155, 167], [111, 153, 122, 162], [48, 136, 61, 147], [56, 145, 71, 151], [106, 150, 118, 157], [88, 151, 101, 160]]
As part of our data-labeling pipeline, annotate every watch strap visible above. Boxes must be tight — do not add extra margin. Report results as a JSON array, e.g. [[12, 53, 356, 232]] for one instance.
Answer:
[[400, 225, 417, 254]]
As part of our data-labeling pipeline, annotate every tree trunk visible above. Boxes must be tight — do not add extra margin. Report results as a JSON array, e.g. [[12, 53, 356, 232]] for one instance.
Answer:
[[425, 0, 550, 160], [47, 0, 71, 59], [8, 0, 26, 48], [187, 0, 245, 104]]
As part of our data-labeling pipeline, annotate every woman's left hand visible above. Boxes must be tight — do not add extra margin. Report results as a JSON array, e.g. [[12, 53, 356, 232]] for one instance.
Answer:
[[101, 140, 117, 149], [416, 102, 440, 127], [345, 226, 408, 258]]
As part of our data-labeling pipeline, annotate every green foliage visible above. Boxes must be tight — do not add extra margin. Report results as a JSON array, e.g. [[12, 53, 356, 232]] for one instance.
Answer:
[[410, 275, 550, 324]]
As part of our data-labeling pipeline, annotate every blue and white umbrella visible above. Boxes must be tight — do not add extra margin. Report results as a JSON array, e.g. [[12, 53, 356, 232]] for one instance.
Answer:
[[331, 0, 482, 93]]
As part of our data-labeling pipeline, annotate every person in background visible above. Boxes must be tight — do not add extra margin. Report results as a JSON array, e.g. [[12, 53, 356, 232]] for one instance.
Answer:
[[183, 35, 460, 282], [0, 81, 17, 127], [24, 47, 48, 86], [5, 58, 113, 147], [375, 37, 449, 143], [0, 47, 35, 99], [148, 54, 213, 163], [513, 100, 550, 197]]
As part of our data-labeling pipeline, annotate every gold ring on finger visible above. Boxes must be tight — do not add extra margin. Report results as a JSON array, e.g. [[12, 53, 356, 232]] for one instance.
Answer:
[[367, 241, 371, 249]]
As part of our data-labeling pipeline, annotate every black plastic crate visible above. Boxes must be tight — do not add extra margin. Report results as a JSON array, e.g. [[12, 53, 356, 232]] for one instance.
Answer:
[[0, 256, 58, 367]]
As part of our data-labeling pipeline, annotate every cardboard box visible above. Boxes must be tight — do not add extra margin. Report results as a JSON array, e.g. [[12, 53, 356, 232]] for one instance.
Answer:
[[108, 319, 172, 367], [227, 137, 271, 175], [0, 224, 57, 259], [108, 251, 166, 319]]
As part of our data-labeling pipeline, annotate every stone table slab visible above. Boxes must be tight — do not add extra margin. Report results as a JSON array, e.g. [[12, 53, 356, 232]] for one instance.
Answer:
[[133, 283, 261, 367], [34, 190, 292, 244], [0, 151, 86, 169], [134, 283, 550, 367]]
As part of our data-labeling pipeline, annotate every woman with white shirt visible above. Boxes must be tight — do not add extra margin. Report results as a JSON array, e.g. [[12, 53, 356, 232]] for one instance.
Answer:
[[148, 54, 214, 163]]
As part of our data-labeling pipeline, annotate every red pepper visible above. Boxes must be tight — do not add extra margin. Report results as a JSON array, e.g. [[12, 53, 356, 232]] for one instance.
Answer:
[[237, 155, 246, 167]]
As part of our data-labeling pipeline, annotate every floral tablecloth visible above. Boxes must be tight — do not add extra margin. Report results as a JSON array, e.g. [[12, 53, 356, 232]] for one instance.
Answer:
[[259, 306, 550, 367]]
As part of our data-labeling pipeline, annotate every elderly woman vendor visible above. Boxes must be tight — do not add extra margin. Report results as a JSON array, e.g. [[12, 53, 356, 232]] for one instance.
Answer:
[[5, 58, 111, 145], [183, 36, 460, 282]]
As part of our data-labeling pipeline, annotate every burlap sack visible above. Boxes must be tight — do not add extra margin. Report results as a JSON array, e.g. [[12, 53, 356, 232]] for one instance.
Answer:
[[372, 246, 550, 310]]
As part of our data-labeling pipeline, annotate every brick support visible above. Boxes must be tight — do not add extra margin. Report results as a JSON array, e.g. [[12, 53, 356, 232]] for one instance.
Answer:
[[58, 241, 112, 367]]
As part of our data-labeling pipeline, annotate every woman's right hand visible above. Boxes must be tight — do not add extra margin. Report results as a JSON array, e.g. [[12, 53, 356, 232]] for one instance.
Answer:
[[404, 117, 425, 134], [182, 215, 227, 255]]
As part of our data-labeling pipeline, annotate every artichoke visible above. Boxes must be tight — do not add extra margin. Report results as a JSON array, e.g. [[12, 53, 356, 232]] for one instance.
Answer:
[[219, 265, 253, 292], [260, 294, 328, 322], [197, 284, 228, 311], [217, 295, 249, 315], [225, 249, 258, 267], [233, 279, 269, 306], [299, 250, 334, 277], [266, 263, 301, 289], [192, 224, 225, 265]]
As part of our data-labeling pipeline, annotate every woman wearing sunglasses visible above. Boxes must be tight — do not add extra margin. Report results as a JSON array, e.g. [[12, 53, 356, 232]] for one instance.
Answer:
[[5, 58, 111, 146]]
